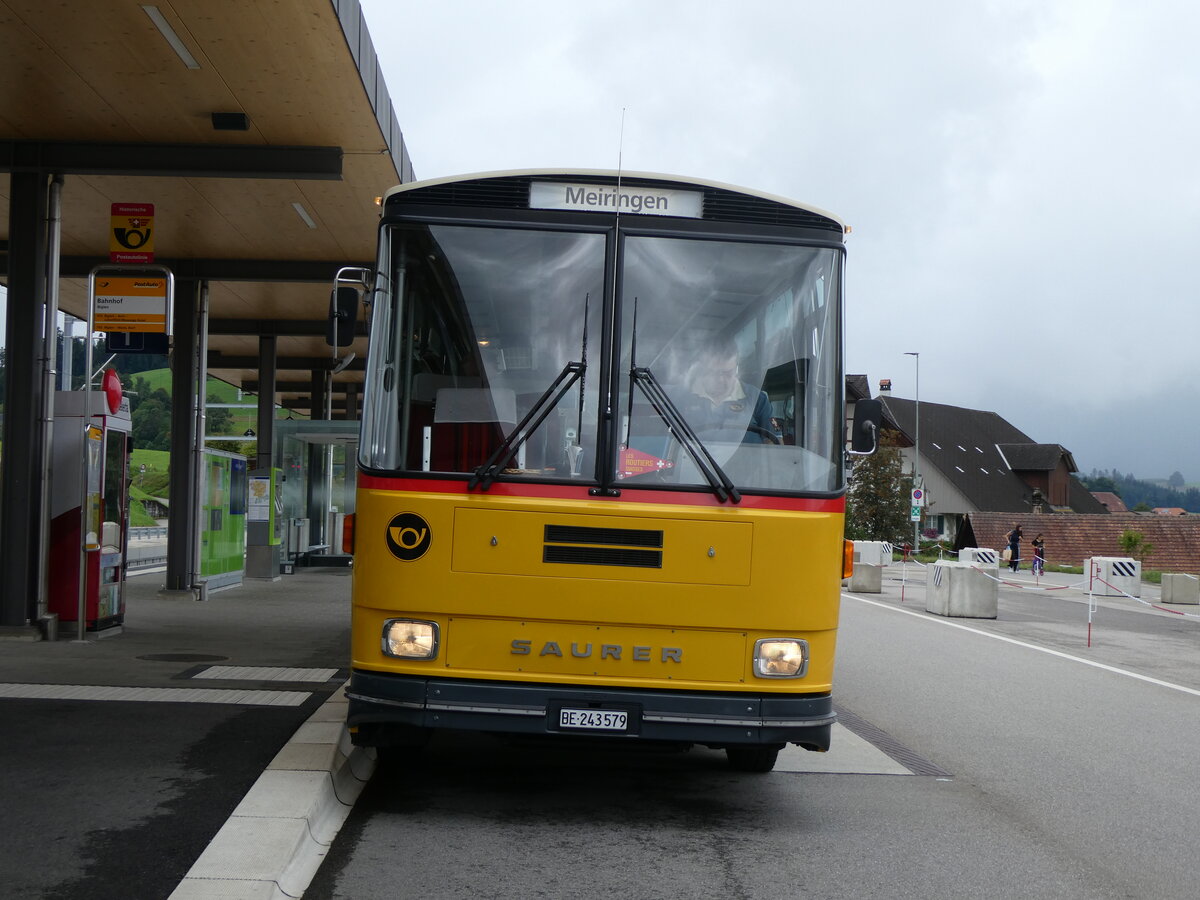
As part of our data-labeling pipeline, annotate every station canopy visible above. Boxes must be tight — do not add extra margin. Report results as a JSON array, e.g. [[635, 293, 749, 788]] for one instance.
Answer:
[[0, 0, 413, 415]]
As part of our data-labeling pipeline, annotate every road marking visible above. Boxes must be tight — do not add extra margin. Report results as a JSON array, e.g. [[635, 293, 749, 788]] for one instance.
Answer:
[[0, 682, 310, 706], [846, 593, 1200, 699], [193, 665, 339, 683]]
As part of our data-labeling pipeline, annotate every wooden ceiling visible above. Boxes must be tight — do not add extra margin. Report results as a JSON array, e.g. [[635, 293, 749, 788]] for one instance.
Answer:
[[0, 0, 410, 412]]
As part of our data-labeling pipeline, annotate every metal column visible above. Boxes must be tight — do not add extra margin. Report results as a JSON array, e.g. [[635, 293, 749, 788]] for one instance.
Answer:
[[306, 368, 329, 549], [163, 279, 201, 595], [0, 172, 50, 629]]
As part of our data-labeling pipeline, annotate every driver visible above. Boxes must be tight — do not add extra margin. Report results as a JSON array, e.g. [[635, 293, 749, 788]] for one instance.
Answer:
[[683, 340, 776, 443]]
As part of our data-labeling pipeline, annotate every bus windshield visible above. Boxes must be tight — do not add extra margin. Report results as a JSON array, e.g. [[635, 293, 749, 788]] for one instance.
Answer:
[[360, 221, 842, 495], [617, 235, 842, 494], [361, 223, 606, 477]]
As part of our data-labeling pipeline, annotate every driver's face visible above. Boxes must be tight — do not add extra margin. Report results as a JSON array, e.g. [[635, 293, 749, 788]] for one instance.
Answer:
[[698, 359, 738, 397]]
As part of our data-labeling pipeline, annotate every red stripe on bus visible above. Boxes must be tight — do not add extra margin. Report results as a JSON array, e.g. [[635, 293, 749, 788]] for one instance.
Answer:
[[356, 474, 845, 512]]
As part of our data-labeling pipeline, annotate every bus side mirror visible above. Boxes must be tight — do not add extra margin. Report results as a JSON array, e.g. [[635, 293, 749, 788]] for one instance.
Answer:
[[326, 286, 359, 347], [849, 398, 882, 455]]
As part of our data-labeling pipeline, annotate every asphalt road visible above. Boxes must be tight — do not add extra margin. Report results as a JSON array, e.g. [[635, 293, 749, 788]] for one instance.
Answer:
[[306, 567, 1200, 899]]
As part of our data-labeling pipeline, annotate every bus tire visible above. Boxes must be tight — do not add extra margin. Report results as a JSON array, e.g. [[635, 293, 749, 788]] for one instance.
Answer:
[[726, 745, 780, 773]]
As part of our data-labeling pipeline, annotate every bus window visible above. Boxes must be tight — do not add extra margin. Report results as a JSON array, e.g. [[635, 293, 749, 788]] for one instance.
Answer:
[[361, 224, 606, 478], [616, 235, 842, 494]]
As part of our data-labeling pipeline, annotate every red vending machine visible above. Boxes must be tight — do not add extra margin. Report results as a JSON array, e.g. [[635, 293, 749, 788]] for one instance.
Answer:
[[49, 379, 133, 633]]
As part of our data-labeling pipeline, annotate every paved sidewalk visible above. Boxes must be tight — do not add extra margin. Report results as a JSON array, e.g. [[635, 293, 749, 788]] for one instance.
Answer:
[[0, 567, 371, 900]]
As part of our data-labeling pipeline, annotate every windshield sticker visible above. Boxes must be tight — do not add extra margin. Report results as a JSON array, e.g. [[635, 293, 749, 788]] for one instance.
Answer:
[[618, 445, 675, 479]]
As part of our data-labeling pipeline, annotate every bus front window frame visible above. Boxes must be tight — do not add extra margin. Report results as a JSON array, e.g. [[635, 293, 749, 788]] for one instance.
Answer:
[[359, 220, 609, 482], [612, 231, 844, 496]]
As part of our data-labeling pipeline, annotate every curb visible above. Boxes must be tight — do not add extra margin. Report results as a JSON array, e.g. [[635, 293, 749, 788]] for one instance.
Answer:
[[169, 685, 375, 899]]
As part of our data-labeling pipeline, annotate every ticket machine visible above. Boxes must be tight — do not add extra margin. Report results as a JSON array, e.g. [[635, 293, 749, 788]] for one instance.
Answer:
[[49, 382, 133, 632]]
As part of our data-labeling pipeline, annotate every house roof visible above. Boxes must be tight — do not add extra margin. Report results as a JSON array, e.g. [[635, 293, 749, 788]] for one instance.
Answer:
[[846, 374, 871, 402], [998, 443, 1077, 472], [880, 396, 1105, 515], [960, 511, 1200, 572], [1092, 492, 1128, 512]]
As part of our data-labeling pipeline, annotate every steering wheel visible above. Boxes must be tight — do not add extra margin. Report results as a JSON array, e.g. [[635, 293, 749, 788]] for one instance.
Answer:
[[745, 425, 781, 445], [696, 425, 781, 445]]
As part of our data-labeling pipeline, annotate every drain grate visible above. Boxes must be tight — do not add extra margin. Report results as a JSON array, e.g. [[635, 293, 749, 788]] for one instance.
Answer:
[[833, 703, 952, 777]]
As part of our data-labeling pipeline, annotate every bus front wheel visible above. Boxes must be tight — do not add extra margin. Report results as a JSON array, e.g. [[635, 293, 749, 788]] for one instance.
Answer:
[[726, 745, 780, 773]]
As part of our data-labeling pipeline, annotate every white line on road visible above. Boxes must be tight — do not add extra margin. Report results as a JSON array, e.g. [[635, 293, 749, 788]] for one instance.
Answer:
[[845, 593, 1200, 700]]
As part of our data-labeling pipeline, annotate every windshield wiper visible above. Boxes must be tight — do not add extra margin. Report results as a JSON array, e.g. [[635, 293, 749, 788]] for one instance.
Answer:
[[628, 366, 740, 504], [469, 361, 585, 491]]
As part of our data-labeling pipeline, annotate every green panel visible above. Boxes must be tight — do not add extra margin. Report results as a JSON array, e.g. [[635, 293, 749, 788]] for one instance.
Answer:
[[199, 451, 247, 577]]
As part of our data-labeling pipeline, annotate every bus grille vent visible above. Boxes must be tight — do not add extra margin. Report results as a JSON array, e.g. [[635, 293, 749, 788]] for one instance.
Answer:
[[543, 524, 664, 568], [544, 525, 663, 547], [701, 191, 843, 232]]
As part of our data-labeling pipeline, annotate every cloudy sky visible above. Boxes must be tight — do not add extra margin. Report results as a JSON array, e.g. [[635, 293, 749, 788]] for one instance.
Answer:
[[358, 0, 1199, 480]]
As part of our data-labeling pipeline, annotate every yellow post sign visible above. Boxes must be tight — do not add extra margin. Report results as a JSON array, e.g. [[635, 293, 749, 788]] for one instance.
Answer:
[[94, 276, 169, 332], [110, 202, 155, 263]]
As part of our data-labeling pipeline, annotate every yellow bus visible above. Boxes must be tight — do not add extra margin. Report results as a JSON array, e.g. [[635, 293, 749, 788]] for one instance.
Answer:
[[342, 169, 879, 772]]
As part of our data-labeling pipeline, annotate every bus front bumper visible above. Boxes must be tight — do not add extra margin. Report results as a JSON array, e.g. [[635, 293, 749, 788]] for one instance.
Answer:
[[346, 670, 835, 750]]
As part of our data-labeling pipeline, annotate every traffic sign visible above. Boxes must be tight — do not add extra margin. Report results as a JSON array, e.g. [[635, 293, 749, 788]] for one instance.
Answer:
[[110, 203, 155, 263], [910, 505, 921, 521], [911, 487, 925, 507]]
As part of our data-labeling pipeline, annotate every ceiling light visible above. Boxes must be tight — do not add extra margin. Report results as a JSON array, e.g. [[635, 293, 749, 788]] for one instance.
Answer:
[[211, 112, 250, 131], [141, 5, 201, 70], [291, 202, 318, 229]]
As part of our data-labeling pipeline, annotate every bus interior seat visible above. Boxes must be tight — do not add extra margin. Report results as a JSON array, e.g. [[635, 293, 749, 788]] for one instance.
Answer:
[[430, 387, 517, 472]]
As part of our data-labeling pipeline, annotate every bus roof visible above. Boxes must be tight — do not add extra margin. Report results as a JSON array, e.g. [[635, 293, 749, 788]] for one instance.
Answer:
[[381, 168, 846, 231]]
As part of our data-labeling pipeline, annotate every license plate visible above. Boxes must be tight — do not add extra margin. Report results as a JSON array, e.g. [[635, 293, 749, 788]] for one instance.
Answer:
[[559, 708, 628, 731]]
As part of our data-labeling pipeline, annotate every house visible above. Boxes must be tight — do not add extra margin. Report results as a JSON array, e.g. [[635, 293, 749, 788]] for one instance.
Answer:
[[874, 387, 1105, 545], [1153, 507, 1187, 517]]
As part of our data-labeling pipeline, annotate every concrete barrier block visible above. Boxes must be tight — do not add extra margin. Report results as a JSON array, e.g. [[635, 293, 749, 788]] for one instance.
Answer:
[[848, 563, 882, 593], [1085, 557, 1141, 597], [1161, 574, 1200, 605], [959, 547, 999, 566], [926, 560, 998, 618], [853, 541, 893, 567]]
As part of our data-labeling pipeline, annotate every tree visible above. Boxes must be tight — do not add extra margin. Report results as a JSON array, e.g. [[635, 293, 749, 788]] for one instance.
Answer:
[[1118, 529, 1154, 562], [845, 432, 913, 545], [206, 393, 233, 434], [1169, 471, 1185, 488], [131, 376, 172, 451]]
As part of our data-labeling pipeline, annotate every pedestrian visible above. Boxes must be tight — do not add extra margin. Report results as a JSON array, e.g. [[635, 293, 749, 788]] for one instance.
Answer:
[[1005, 524, 1022, 572], [1031, 533, 1045, 576]]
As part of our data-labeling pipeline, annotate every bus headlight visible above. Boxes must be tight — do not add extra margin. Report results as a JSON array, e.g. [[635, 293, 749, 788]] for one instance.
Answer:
[[382, 619, 439, 659], [753, 638, 809, 678]]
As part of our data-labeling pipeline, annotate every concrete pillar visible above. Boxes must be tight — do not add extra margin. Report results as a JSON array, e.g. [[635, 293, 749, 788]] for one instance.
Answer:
[[255, 335, 277, 470], [0, 171, 50, 629]]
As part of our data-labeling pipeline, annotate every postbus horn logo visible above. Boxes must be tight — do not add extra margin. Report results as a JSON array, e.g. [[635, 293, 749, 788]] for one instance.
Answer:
[[385, 513, 431, 561]]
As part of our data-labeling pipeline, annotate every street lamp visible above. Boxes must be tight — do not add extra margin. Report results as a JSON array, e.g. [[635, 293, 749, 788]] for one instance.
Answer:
[[904, 351, 920, 550]]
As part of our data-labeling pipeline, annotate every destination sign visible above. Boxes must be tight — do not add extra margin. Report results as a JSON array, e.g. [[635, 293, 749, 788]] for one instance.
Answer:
[[93, 276, 169, 333], [530, 181, 703, 218]]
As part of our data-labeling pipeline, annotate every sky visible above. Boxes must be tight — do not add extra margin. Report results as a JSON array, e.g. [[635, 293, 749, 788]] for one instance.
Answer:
[[356, 0, 1200, 481]]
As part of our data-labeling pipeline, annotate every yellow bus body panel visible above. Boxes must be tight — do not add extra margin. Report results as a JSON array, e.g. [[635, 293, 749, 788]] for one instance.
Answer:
[[352, 489, 844, 694]]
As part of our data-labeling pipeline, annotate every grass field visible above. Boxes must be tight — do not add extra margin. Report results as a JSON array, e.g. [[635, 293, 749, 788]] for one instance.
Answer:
[[132, 369, 267, 437]]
